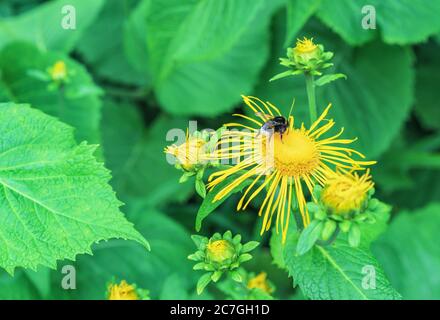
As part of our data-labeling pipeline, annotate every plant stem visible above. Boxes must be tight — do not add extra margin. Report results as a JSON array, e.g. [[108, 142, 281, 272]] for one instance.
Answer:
[[305, 72, 317, 125]]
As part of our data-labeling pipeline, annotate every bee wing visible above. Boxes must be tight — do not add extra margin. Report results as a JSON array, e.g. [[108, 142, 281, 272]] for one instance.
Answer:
[[255, 112, 272, 121]]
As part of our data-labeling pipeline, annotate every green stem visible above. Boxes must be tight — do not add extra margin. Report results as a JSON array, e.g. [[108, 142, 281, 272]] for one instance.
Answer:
[[305, 72, 317, 125]]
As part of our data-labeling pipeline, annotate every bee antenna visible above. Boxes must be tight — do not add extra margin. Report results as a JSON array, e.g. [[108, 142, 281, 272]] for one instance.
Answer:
[[288, 98, 295, 118]]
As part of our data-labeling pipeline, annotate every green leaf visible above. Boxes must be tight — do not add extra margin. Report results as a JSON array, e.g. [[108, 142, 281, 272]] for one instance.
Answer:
[[127, 0, 274, 116], [241, 241, 260, 253], [256, 20, 414, 157], [414, 44, 440, 130], [373, 203, 440, 299], [0, 0, 105, 52], [195, 173, 253, 231], [348, 223, 361, 247], [317, 0, 440, 45], [195, 178, 207, 198], [76, 0, 149, 86], [0, 103, 148, 274], [296, 220, 324, 255], [101, 100, 193, 205], [316, 0, 377, 46], [50, 207, 196, 299], [284, 235, 401, 300], [314, 73, 346, 86], [0, 42, 102, 143], [285, 0, 321, 46], [269, 230, 286, 269], [197, 273, 212, 295]]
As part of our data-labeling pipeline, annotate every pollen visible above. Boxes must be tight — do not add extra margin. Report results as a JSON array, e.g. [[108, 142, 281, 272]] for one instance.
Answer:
[[321, 170, 374, 214], [294, 37, 318, 55], [269, 129, 320, 177]]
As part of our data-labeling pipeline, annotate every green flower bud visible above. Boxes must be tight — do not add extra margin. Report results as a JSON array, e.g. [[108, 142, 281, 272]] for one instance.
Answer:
[[206, 239, 236, 264]]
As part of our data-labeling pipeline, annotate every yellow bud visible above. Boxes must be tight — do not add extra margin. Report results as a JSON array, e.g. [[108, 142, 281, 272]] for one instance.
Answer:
[[293, 37, 320, 62], [321, 170, 374, 215], [107, 280, 138, 300], [247, 272, 273, 294], [49, 60, 67, 81], [206, 239, 235, 263], [165, 134, 206, 171]]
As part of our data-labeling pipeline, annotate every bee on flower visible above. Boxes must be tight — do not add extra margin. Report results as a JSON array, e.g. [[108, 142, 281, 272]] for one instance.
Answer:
[[207, 95, 376, 243]]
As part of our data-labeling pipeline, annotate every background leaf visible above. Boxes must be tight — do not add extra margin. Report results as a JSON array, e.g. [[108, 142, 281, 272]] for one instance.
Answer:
[[373, 203, 440, 299]]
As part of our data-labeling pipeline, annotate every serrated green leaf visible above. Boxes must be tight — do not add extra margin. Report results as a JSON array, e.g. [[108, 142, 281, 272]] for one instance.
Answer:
[[50, 207, 196, 299], [284, 234, 401, 300], [0, 103, 148, 274]]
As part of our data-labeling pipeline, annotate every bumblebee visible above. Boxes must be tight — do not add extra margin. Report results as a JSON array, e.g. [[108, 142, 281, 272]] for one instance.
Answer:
[[255, 113, 289, 141]]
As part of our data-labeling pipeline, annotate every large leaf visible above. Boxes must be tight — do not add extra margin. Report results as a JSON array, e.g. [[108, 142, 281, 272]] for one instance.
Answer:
[[256, 19, 414, 157], [76, 0, 149, 86], [373, 203, 440, 299], [0, 42, 102, 143], [283, 231, 401, 300], [285, 0, 321, 45], [0, 0, 105, 52], [0, 103, 148, 274], [126, 0, 273, 116], [50, 206, 196, 299], [101, 100, 193, 205], [317, 0, 440, 45], [414, 43, 440, 130]]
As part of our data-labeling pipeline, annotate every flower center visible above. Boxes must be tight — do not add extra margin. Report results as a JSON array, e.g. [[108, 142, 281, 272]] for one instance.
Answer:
[[294, 37, 318, 54], [321, 175, 371, 214], [267, 129, 319, 177]]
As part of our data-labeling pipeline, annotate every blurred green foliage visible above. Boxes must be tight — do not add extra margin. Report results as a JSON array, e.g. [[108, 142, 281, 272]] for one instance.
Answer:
[[0, 0, 439, 300]]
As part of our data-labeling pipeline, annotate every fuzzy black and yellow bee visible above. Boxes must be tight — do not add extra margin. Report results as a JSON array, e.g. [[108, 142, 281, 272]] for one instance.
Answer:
[[255, 112, 289, 142]]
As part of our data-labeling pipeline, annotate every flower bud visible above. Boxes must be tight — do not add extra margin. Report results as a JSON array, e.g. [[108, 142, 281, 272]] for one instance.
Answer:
[[206, 239, 236, 264]]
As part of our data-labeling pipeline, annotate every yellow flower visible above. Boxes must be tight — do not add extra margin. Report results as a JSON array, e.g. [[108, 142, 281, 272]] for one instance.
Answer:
[[321, 169, 374, 215], [294, 37, 318, 54], [207, 95, 375, 242], [206, 239, 235, 263], [107, 280, 138, 300], [293, 37, 319, 61], [49, 60, 67, 81], [247, 272, 273, 294], [164, 131, 207, 171]]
